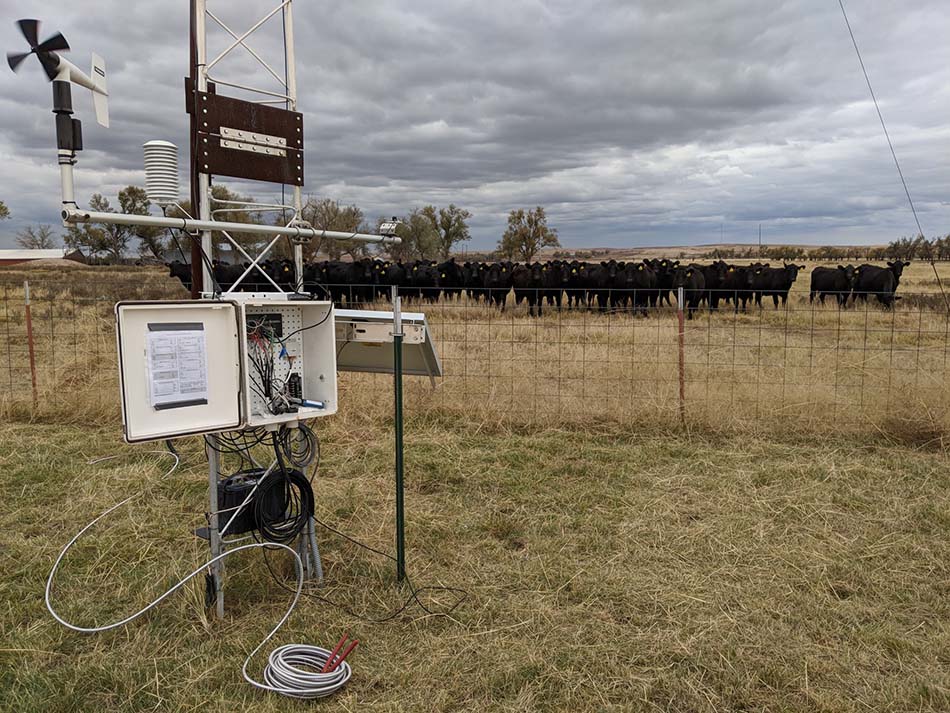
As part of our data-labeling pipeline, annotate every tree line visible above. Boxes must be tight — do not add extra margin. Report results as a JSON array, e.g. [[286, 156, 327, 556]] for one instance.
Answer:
[[1, 188, 563, 265], [2, 195, 946, 264], [693, 235, 950, 262]]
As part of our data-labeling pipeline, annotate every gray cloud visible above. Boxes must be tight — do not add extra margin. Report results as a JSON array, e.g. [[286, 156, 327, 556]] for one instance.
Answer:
[[0, 0, 948, 251]]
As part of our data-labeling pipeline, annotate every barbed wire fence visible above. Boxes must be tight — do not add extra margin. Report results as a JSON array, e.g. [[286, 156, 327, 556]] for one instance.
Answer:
[[1, 274, 948, 431]]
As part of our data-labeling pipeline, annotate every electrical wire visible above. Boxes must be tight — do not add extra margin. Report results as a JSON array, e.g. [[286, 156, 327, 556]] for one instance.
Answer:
[[205, 428, 270, 455], [162, 205, 223, 297], [255, 431, 468, 623], [253, 433, 314, 544], [280, 308, 334, 342], [837, 0, 950, 311], [277, 423, 320, 469], [262, 516, 468, 624], [45, 448, 351, 700]]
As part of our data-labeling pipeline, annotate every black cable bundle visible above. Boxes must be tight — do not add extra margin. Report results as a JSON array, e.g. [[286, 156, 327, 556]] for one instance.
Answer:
[[276, 423, 319, 469], [252, 433, 314, 544]]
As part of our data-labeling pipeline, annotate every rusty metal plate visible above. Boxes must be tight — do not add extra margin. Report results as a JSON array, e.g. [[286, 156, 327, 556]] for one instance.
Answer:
[[186, 82, 304, 186], [200, 138, 303, 185]]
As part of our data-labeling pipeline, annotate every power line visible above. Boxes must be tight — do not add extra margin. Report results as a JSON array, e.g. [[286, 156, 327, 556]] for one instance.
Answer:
[[837, 0, 923, 240], [837, 0, 948, 309]]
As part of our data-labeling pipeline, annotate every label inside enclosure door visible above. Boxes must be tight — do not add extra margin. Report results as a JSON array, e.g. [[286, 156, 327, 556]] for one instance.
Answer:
[[146, 323, 209, 409]]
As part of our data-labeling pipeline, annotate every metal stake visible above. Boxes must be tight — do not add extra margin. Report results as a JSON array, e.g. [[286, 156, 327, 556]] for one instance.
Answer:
[[677, 286, 686, 424], [23, 281, 38, 407], [392, 285, 406, 582], [206, 435, 224, 617]]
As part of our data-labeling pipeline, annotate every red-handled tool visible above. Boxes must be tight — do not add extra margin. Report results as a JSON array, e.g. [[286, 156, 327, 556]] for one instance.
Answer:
[[321, 633, 359, 673]]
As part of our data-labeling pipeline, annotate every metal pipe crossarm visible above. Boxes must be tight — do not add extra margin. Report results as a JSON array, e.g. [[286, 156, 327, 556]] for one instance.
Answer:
[[61, 209, 401, 245]]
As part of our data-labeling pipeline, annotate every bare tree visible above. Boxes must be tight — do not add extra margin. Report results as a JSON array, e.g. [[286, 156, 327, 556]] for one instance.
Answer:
[[16, 224, 58, 249], [300, 197, 366, 260]]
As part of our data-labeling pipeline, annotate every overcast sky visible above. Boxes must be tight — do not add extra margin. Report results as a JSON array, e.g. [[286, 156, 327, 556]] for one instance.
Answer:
[[0, 0, 948, 252]]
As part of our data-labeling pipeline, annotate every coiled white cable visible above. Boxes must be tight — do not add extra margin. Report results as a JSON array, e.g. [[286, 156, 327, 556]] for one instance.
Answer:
[[260, 644, 352, 699], [45, 450, 351, 700]]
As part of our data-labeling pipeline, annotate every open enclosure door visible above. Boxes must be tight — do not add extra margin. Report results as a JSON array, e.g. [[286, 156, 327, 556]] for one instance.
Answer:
[[116, 301, 243, 442]]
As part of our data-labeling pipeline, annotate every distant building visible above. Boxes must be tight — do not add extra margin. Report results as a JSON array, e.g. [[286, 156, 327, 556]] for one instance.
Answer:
[[0, 248, 86, 266]]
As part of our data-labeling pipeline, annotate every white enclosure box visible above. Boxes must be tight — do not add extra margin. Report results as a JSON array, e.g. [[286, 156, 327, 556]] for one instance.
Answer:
[[241, 299, 338, 427], [116, 297, 337, 442], [116, 301, 242, 442]]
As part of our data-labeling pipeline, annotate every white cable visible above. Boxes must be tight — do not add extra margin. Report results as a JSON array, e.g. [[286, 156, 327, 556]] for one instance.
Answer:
[[45, 450, 351, 700]]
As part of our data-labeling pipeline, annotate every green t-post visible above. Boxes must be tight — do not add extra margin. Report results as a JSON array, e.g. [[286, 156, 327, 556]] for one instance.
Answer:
[[392, 286, 406, 581]]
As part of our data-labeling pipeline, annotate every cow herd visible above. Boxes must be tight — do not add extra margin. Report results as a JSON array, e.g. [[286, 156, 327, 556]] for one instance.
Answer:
[[167, 257, 912, 317]]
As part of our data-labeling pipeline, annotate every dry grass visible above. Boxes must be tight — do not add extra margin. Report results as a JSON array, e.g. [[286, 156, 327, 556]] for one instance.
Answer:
[[1, 263, 950, 711], [2, 416, 950, 712], [1, 260, 950, 436]]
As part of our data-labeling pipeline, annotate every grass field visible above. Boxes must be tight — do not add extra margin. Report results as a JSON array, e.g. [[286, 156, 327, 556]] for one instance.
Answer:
[[2, 415, 949, 712], [1, 260, 949, 710]]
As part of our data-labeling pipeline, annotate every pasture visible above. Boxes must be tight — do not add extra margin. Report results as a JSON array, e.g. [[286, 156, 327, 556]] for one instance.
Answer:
[[1, 258, 949, 434], [1, 259, 949, 712]]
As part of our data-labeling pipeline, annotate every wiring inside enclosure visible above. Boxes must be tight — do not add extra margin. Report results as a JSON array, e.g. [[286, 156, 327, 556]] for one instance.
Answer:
[[245, 310, 301, 417]]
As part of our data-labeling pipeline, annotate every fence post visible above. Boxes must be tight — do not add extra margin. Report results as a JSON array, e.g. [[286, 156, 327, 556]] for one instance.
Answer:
[[677, 285, 685, 424], [24, 280, 38, 408], [391, 284, 406, 582]]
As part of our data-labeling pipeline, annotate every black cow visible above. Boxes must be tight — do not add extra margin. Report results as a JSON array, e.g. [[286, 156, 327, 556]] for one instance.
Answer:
[[612, 261, 656, 315], [437, 258, 463, 300], [512, 262, 546, 316], [565, 261, 589, 309], [167, 261, 192, 291], [751, 263, 804, 308], [265, 259, 297, 292], [381, 261, 408, 293], [463, 262, 488, 302], [721, 264, 755, 313], [646, 259, 679, 307], [853, 261, 910, 309], [671, 266, 706, 319], [586, 260, 620, 312], [483, 262, 512, 310], [213, 261, 249, 291], [541, 260, 568, 310], [700, 260, 730, 310], [302, 262, 332, 299], [810, 265, 859, 307], [406, 261, 440, 302], [320, 259, 376, 305]]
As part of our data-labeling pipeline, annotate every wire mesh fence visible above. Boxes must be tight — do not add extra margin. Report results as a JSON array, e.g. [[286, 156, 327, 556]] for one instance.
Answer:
[[1, 269, 948, 432]]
